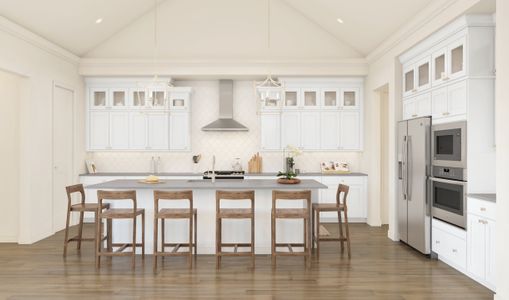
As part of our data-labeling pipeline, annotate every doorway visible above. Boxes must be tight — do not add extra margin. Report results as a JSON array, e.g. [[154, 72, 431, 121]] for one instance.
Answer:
[[378, 84, 390, 225], [52, 83, 75, 233]]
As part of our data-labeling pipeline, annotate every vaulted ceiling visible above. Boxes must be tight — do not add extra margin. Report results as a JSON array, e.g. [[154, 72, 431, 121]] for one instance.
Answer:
[[0, 0, 449, 59]]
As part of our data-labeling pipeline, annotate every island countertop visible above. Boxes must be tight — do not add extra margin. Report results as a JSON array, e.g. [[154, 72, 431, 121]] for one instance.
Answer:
[[87, 179, 328, 190]]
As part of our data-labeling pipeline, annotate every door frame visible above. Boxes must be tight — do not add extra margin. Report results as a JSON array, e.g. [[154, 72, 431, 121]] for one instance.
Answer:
[[51, 81, 76, 234]]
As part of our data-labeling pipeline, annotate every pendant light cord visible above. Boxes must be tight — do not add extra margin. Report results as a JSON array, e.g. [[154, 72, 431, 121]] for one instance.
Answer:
[[153, 0, 158, 81]]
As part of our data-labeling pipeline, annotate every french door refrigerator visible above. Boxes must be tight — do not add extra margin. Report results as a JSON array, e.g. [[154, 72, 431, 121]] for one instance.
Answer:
[[397, 116, 431, 255]]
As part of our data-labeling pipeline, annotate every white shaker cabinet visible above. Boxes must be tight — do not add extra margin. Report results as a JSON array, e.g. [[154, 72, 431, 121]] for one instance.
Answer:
[[89, 112, 110, 150], [147, 113, 169, 150], [431, 80, 467, 119], [281, 112, 301, 149], [340, 111, 361, 150], [109, 112, 129, 149], [300, 112, 320, 150], [169, 112, 190, 150], [260, 113, 281, 151], [319, 176, 367, 222], [320, 112, 340, 150], [129, 112, 148, 150]]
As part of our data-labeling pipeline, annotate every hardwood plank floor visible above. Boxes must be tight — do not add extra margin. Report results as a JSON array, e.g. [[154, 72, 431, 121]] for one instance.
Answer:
[[0, 224, 493, 300]]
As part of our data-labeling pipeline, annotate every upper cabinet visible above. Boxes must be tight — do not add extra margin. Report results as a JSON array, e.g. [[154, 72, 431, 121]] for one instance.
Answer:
[[260, 77, 363, 152], [400, 15, 495, 122], [86, 78, 192, 151]]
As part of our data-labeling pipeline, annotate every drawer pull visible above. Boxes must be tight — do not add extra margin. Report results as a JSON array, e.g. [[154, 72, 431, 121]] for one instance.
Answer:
[[435, 240, 440, 244], [412, 114, 418, 117], [452, 249, 458, 253], [478, 219, 488, 225], [480, 207, 486, 212]]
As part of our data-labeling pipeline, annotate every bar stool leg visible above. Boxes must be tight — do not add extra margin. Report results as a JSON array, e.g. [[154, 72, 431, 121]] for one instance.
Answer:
[[311, 208, 315, 252], [161, 219, 165, 254], [95, 216, 101, 269], [271, 215, 276, 268], [63, 207, 71, 257], [77, 211, 84, 250], [188, 216, 193, 268], [107, 219, 112, 253], [316, 212, 321, 259], [306, 217, 311, 267], [338, 209, 344, 253], [194, 212, 198, 258], [153, 216, 158, 272], [215, 217, 221, 269], [251, 215, 255, 269], [132, 216, 137, 270], [343, 209, 351, 259], [141, 212, 145, 259]]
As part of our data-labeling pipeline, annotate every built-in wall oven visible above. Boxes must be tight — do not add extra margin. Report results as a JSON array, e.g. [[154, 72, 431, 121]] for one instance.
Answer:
[[431, 166, 467, 229], [432, 121, 467, 169]]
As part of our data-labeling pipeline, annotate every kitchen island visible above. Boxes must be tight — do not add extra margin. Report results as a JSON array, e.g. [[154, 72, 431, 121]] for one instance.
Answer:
[[86, 179, 327, 254]]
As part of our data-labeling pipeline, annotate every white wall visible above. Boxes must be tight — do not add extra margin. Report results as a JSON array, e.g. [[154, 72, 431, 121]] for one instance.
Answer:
[[0, 70, 23, 242], [495, 1, 509, 299], [0, 17, 85, 243], [365, 0, 483, 240], [88, 80, 365, 174]]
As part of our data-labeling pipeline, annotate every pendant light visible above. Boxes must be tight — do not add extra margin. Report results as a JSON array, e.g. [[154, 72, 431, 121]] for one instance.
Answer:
[[137, 0, 173, 108], [255, 0, 283, 104]]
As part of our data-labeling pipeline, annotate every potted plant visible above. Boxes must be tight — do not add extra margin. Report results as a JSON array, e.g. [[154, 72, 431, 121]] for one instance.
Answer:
[[277, 145, 302, 184]]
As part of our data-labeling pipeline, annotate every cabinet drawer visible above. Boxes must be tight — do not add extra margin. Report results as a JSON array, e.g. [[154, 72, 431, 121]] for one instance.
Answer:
[[321, 176, 364, 186], [433, 221, 467, 271], [468, 197, 496, 220]]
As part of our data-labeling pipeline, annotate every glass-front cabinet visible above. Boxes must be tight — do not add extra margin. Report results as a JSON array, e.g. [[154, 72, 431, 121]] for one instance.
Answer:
[[168, 91, 190, 110], [341, 88, 359, 109], [416, 57, 431, 91], [110, 89, 128, 109], [283, 88, 299, 109], [322, 88, 339, 109], [432, 49, 447, 86], [149, 89, 167, 108], [130, 88, 147, 109], [90, 88, 108, 109], [403, 66, 415, 97], [448, 37, 466, 80], [301, 88, 320, 108]]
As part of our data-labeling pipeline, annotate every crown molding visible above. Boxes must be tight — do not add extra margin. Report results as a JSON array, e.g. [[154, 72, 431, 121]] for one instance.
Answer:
[[366, 0, 477, 64], [0, 16, 80, 65], [78, 58, 368, 77]]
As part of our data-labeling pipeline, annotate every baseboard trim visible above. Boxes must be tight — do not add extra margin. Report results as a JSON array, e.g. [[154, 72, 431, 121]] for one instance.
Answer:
[[0, 235, 18, 243]]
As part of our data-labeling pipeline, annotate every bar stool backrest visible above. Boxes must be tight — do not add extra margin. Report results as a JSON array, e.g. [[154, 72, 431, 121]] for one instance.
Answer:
[[216, 190, 255, 211], [336, 184, 350, 207], [97, 190, 137, 212], [65, 184, 85, 206], [272, 190, 311, 211], [153, 190, 193, 213]]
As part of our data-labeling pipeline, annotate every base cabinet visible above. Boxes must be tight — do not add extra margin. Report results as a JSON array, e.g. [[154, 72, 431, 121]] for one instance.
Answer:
[[319, 176, 367, 222]]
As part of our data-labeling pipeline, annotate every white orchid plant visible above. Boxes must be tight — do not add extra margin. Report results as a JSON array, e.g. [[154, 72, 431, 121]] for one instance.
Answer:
[[277, 145, 303, 179]]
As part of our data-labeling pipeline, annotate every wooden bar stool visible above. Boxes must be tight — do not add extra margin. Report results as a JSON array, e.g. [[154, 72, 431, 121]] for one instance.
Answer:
[[216, 190, 255, 269], [153, 190, 197, 271], [63, 184, 110, 257], [271, 190, 312, 268], [312, 184, 351, 258], [96, 190, 145, 269]]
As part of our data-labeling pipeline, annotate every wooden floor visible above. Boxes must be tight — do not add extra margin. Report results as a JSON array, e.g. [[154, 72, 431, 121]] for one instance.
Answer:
[[0, 224, 493, 300]]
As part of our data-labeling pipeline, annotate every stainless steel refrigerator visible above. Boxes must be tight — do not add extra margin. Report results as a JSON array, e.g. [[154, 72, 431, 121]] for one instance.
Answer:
[[397, 116, 431, 255]]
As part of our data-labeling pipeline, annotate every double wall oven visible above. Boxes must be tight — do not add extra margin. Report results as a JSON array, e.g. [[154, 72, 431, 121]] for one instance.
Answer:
[[431, 121, 467, 229]]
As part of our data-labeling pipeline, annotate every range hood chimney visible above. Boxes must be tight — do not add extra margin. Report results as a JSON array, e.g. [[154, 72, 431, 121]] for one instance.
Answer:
[[202, 80, 249, 132]]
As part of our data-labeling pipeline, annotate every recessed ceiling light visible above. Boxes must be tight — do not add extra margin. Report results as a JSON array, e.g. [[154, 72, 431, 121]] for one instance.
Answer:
[[95, 18, 103, 24], [336, 18, 344, 24]]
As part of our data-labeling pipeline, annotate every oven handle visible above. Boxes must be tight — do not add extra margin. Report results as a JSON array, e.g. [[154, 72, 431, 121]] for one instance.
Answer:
[[430, 177, 467, 186]]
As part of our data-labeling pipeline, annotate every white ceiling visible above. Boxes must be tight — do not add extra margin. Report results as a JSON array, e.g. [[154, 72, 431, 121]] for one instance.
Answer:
[[0, 0, 445, 58]]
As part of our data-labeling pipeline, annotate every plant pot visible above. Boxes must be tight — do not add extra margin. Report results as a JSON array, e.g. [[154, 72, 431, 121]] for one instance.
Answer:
[[277, 178, 301, 184]]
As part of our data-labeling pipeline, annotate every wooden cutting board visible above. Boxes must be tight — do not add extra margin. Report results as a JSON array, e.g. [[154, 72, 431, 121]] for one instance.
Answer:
[[248, 153, 262, 173]]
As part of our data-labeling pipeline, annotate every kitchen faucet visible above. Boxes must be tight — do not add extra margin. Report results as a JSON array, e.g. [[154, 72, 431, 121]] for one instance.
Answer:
[[211, 155, 216, 183]]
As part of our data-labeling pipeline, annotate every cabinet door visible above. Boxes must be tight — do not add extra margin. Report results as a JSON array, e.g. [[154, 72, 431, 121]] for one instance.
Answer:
[[89, 112, 109, 150], [147, 113, 169, 150], [346, 184, 365, 219], [448, 37, 466, 80], [467, 214, 487, 280], [283, 88, 300, 109], [110, 89, 128, 109], [403, 98, 417, 120], [130, 88, 147, 109], [169, 112, 190, 150], [485, 219, 496, 288], [322, 88, 339, 109], [431, 87, 448, 118], [403, 64, 416, 97], [340, 111, 360, 150], [300, 112, 320, 150], [149, 88, 167, 109], [281, 112, 301, 149], [260, 113, 281, 150], [301, 88, 320, 109], [341, 88, 360, 109], [416, 93, 432, 117], [431, 48, 448, 86], [416, 57, 431, 91], [129, 112, 148, 150], [90, 88, 109, 109], [320, 112, 340, 150], [168, 92, 189, 110], [109, 112, 129, 149], [447, 80, 467, 116]]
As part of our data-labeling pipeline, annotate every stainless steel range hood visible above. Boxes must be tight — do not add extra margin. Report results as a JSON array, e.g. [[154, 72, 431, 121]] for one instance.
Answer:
[[202, 80, 249, 132]]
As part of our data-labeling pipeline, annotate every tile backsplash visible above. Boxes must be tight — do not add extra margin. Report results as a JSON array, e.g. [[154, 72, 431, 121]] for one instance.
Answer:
[[87, 80, 363, 174]]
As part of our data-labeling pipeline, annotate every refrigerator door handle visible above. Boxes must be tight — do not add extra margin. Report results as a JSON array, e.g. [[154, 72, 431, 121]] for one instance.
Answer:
[[402, 136, 407, 199], [407, 135, 412, 201]]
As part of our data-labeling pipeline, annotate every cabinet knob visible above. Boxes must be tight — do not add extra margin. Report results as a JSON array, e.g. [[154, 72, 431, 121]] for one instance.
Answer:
[[412, 114, 418, 118], [442, 112, 450, 116], [480, 207, 486, 212], [478, 219, 488, 225], [452, 249, 457, 253], [435, 240, 440, 244]]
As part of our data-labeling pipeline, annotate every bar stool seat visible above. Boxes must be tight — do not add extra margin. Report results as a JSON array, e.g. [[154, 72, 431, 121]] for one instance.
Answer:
[[218, 208, 252, 218], [312, 184, 351, 259], [274, 208, 308, 218], [63, 184, 110, 259], [101, 208, 145, 218], [158, 208, 197, 218]]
